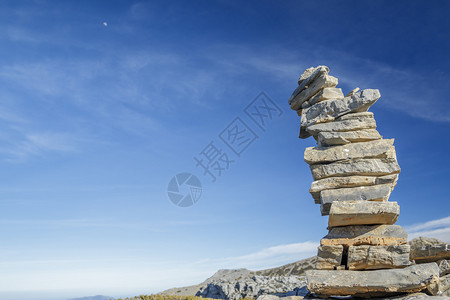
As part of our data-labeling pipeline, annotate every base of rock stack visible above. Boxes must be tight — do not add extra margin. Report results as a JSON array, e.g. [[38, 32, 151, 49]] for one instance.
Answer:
[[306, 262, 439, 298]]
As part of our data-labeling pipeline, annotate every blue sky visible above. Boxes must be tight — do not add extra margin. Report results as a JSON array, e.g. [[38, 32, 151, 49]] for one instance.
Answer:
[[0, 1, 449, 299]]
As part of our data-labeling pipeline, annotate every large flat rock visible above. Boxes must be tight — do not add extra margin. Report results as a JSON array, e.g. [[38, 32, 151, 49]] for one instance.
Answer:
[[320, 184, 393, 215], [309, 175, 398, 204], [306, 262, 440, 297], [306, 112, 377, 136], [321, 224, 408, 247], [288, 65, 329, 105], [318, 128, 382, 146], [310, 157, 401, 180], [328, 201, 400, 227], [301, 89, 380, 127], [290, 74, 338, 110], [347, 244, 411, 270], [302, 87, 344, 108], [410, 237, 450, 263], [304, 139, 395, 165]]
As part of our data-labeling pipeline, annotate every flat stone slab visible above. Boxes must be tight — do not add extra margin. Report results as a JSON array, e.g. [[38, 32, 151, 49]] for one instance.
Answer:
[[328, 201, 400, 227], [304, 139, 395, 165], [288, 65, 329, 105], [306, 262, 440, 297], [347, 245, 411, 270], [321, 224, 408, 247], [301, 89, 380, 127], [410, 237, 450, 263], [316, 245, 343, 270], [318, 128, 382, 146], [310, 157, 401, 180], [309, 175, 398, 204], [320, 184, 393, 215], [306, 113, 377, 137], [291, 74, 338, 110], [302, 87, 344, 108]]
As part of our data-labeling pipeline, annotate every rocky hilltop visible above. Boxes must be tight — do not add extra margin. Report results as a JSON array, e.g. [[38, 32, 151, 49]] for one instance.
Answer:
[[160, 257, 316, 299]]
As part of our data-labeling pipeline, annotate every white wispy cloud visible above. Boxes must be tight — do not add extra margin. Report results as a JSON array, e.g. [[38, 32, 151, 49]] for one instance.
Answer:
[[405, 215, 450, 242], [198, 241, 318, 270], [0, 129, 86, 162]]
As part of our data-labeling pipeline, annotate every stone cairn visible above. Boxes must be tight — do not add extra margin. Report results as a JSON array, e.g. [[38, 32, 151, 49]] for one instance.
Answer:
[[288, 66, 440, 298]]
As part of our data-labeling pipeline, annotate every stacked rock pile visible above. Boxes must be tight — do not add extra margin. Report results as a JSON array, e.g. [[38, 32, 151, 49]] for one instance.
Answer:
[[288, 66, 441, 298]]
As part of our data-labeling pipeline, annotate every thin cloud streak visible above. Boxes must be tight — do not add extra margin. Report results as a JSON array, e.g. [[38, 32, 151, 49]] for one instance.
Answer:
[[405, 215, 450, 242], [197, 241, 318, 270]]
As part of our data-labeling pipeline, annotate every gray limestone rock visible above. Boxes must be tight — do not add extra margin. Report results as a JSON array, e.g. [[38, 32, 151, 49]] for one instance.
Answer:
[[306, 113, 377, 137], [288, 66, 329, 105], [440, 274, 450, 296], [347, 245, 411, 270], [316, 245, 343, 270], [320, 184, 393, 215], [328, 201, 400, 227], [318, 128, 382, 146], [291, 74, 338, 110], [410, 237, 450, 263], [310, 157, 401, 180], [302, 87, 344, 108], [197, 275, 307, 300], [304, 139, 395, 165], [309, 175, 398, 204], [345, 87, 360, 97], [300, 89, 381, 127], [306, 263, 440, 297], [321, 225, 408, 247], [338, 111, 374, 120], [438, 259, 450, 276]]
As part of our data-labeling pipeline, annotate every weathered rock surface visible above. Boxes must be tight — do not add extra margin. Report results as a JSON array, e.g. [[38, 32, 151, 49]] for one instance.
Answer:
[[256, 295, 305, 300], [306, 263, 440, 297], [318, 128, 382, 146], [440, 274, 450, 296], [300, 89, 380, 127], [321, 225, 408, 247], [302, 87, 344, 108], [197, 275, 307, 300], [310, 157, 401, 180], [161, 257, 317, 297], [309, 175, 398, 203], [306, 112, 377, 136], [288, 66, 329, 105], [297, 66, 329, 90], [328, 201, 400, 227], [304, 139, 395, 165], [316, 245, 343, 270], [338, 112, 374, 120], [320, 183, 393, 215], [410, 237, 450, 263], [291, 74, 338, 110], [438, 259, 450, 276], [347, 245, 411, 270]]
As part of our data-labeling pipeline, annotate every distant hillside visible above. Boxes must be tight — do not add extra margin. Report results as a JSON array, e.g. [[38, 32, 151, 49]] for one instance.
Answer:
[[254, 256, 316, 276], [69, 295, 114, 300], [160, 256, 316, 296]]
